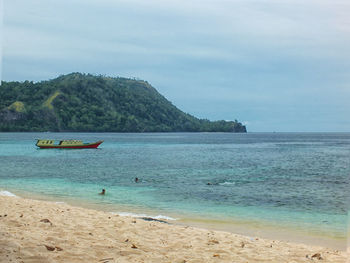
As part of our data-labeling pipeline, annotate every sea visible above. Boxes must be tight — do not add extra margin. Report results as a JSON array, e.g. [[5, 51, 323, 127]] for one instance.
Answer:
[[0, 132, 348, 249]]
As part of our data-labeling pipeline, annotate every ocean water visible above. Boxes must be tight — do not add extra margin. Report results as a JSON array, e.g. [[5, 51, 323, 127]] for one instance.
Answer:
[[0, 132, 348, 246]]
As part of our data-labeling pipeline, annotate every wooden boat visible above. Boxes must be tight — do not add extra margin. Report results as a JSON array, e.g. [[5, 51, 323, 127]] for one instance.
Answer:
[[36, 139, 103, 149]]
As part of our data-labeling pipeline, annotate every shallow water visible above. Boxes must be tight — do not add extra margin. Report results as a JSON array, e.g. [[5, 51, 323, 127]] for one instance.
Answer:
[[0, 132, 348, 246]]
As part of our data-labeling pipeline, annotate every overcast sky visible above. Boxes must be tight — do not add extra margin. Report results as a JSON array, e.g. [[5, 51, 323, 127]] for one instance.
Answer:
[[1, 0, 349, 131]]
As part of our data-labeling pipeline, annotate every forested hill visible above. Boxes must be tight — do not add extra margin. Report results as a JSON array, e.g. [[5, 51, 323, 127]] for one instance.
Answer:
[[0, 73, 246, 132]]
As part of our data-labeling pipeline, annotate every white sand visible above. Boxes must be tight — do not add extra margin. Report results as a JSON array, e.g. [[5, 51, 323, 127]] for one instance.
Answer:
[[0, 196, 347, 263]]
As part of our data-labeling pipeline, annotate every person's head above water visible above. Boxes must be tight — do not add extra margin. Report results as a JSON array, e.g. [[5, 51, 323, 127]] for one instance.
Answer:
[[99, 189, 106, 195], [135, 177, 139, 183]]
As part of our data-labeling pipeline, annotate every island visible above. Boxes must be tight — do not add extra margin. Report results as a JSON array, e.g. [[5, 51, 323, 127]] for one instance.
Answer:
[[0, 73, 246, 133]]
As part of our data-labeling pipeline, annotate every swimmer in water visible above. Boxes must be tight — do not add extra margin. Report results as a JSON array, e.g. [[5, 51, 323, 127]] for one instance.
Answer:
[[135, 177, 139, 183], [99, 189, 106, 195]]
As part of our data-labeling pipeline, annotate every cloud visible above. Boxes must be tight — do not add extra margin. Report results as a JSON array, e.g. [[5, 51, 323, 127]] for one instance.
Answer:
[[2, 0, 350, 131]]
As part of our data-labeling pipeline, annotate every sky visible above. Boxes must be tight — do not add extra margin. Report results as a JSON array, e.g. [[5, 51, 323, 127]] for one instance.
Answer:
[[1, 0, 349, 132]]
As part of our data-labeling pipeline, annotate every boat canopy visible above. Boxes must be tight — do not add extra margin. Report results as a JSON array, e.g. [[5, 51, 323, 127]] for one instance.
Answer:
[[36, 139, 54, 146], [36, 139, 83, 146], [60, 140, 83, 145]]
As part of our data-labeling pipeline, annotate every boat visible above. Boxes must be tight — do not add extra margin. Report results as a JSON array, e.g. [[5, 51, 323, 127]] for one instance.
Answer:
[[36, 139, 103, 149]]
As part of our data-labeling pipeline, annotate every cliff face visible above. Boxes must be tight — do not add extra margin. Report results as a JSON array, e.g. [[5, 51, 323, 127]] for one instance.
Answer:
[[0, 73, 247, 132]]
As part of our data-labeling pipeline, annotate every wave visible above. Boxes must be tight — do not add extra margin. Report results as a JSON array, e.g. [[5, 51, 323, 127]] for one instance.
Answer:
[[219, 181, 235, 186], [0, 190, 17, 197], [114, 212, 177, 221]]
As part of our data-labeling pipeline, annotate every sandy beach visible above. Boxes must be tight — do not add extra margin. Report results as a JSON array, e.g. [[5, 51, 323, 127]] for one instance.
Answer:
[[0, 195, 347, 263]]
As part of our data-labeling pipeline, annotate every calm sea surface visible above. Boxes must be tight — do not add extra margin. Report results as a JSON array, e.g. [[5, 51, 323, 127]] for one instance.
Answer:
[[0, 132, 348, 245]]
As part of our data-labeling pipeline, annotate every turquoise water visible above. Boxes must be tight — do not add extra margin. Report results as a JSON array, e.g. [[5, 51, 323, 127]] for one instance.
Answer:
[[0, 132, 348, 244]]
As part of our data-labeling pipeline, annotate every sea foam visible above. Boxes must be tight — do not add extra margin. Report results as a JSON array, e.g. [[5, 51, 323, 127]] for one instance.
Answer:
[[114, 212, 177, 221], [0, 190, 17, 197]]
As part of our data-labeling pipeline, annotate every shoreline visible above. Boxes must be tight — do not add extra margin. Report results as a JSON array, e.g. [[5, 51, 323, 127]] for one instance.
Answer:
[[178, 217, 347, 251], [0, 194, 348, 262], [1, 189, 347, 251]]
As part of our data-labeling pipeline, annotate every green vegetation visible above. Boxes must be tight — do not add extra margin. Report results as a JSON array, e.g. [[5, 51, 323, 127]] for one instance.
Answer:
[[0, 73, 246, 132], [8, 101, 26, 113], [43, 91, 61, 110]]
